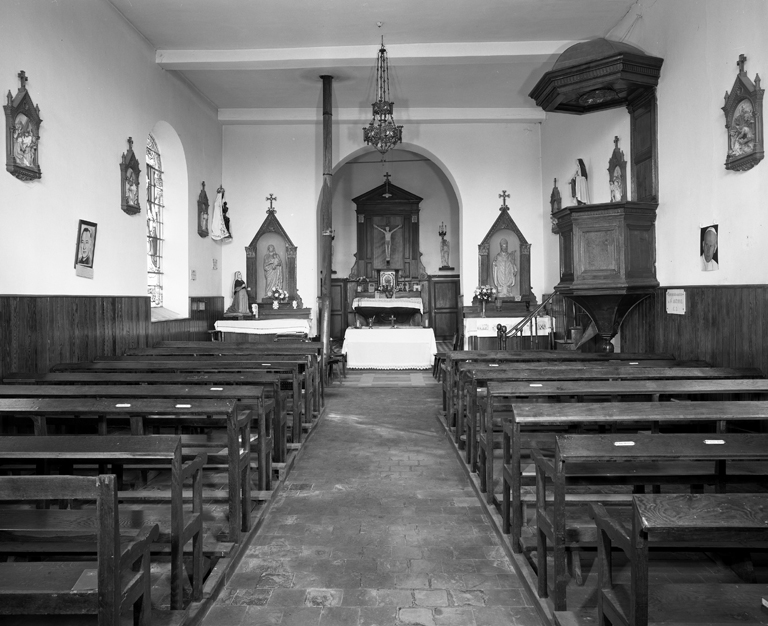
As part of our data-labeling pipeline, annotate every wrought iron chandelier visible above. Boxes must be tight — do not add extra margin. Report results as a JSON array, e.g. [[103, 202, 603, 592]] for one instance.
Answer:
[[363, 38, 403, 154]]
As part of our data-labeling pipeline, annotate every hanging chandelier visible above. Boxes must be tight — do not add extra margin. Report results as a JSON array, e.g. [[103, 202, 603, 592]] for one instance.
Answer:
[[363, 38, 403, 154]]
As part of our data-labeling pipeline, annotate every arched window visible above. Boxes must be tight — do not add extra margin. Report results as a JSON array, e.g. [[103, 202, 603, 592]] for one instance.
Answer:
[[146, 134, 164, 307]]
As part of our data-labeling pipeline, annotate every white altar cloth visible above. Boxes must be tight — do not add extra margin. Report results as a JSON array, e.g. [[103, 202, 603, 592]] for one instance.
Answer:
[[352, 297, 424, 314], [214, 318, 311, 335], [343, 328, 436, 370]]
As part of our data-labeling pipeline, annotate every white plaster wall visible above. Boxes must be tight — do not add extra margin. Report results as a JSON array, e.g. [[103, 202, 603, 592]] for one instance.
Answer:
[[222, 118, 544, 325], [609, 0, 768, 286], [0, 0, 222, 307]]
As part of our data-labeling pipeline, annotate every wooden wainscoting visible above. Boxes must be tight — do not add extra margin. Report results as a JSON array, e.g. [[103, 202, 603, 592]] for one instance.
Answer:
[[0, 295, 151, 381], [0, 295, 225, 381], [621, 285, 768, 374]]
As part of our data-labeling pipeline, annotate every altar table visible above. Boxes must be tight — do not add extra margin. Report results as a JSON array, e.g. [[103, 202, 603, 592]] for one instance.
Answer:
[[214, 318, 311, 336], [352, 297, 424, 326], [343, 328, 437, 370]]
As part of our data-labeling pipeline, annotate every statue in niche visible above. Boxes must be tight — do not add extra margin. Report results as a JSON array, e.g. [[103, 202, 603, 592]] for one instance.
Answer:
[[492, 238, 517, 297], [226, 271, 250, 314], [263, 244, 284, 297], [570, 158, 590, 205], [374, 223, 401, 263], [125, 168, 139, 206]]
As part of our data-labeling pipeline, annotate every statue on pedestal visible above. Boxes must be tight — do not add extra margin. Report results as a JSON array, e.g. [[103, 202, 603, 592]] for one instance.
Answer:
[[492, 238, 517, 297], [263, 244, 284, 298]]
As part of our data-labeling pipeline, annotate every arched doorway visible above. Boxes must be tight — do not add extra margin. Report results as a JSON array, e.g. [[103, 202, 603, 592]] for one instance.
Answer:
[[322, 146, 461, 339]]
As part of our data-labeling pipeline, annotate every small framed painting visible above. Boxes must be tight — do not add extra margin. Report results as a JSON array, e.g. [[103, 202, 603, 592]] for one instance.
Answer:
[[379, 270, 396, 289], [74, 219, 97, 279]]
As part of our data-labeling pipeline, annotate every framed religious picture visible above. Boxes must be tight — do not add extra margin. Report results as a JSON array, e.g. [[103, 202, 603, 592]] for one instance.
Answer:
[[4, 70, 42, 181], [722, 54, 764, 172], [700, 224, 719, 272], [120, 137, 141, 215], [74, 219, 97, 279], [607, 136, 627, 202], [379, 270, 396, 289]]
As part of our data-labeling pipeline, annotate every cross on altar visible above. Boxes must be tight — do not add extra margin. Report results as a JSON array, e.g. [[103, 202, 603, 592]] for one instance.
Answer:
[[737, 53, 747, 74], [266, 194, 277, 213], [499, 189, 509, 210]]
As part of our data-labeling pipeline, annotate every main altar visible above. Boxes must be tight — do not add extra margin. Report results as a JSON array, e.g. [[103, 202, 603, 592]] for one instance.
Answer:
[[352, 295, 423, 327], [343, 327, 437, 369]]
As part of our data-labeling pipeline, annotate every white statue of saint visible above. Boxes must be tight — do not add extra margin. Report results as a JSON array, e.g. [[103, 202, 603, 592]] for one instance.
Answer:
[[492, 238, 517, 298]]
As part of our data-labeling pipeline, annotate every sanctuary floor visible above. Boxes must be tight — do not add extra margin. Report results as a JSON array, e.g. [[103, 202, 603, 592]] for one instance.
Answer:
[[201, 373, 540, 626]]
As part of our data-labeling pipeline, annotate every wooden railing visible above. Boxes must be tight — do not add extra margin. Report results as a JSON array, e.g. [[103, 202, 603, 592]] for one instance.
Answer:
[[496, 292, 557, 350]]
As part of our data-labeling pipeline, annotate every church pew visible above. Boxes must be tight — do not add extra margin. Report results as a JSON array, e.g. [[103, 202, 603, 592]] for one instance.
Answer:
[[0, 474, 158, 626], [499, 400, 768, 556], [0, 383, 272, 492], [590, 493, 768, 626], [533, 432, 768, 611], [120, 346, 324, 415], [461, 365, 762, 470], [50, 358, 309, 446], [3, 371, 289, 464], [0, 397, 251, 544], [146, 341, 325, 405], [441, 350, 678, 430], [0, 435, 204, 610], [481, 377, 768, 506]]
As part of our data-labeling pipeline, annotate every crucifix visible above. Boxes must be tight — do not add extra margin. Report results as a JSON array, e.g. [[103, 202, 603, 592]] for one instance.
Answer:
[[18, 70, 28, 90], [499, 189, 509, 211], [382, 172, 392, 198], [266, 194, 277, 214]]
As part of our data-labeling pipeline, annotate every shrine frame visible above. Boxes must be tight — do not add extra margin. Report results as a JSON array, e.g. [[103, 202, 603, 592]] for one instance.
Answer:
[[4, 70, 42, 182], [245, 209, 297, 305], [477, 203, 534, 304], [120, 137, 141, 216]]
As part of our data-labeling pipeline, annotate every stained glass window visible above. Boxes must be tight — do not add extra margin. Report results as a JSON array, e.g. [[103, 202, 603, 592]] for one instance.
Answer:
[[146, 134, 164, 307]]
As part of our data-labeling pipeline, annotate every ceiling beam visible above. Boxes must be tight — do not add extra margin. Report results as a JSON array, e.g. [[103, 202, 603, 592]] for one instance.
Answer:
[[157, 41, 575, 71], [219, 107, 547, 124]]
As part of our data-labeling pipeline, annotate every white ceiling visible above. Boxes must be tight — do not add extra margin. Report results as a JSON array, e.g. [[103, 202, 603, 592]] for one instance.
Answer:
[[108, 0, 636, 116]]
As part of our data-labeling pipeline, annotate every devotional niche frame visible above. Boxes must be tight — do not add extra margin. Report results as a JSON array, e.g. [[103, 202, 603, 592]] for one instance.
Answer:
[[4, 70, 42, 181], [120, 137, 141, 215], [245, 205, 297, 305], [722, 54, 764, 172], [477, 196, 535, 306]]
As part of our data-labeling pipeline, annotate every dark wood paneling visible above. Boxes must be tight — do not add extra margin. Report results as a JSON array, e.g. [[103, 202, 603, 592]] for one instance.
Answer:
[[190, 296, 224, 332], [429, 275, 460, 340], [622, 285, 768, 375], [0, 296, 218, 380]]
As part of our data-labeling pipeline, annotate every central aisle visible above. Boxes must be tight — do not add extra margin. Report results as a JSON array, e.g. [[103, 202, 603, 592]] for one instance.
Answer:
[[203, 378, 539, 626]]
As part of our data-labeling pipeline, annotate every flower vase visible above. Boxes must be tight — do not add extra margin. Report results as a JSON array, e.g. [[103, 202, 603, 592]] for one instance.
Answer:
[[481, 300, 486, 317], [272, 300, 279, 310]]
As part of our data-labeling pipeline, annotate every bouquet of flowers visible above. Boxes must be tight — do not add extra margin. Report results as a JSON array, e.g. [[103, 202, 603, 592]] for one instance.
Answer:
[[378, 283, 394, 297], [474, 285, 496, 302], [270, 287, 288, 302]]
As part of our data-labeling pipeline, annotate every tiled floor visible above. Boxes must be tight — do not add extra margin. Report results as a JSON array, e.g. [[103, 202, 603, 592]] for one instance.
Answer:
[[202, 377, 540, 626]]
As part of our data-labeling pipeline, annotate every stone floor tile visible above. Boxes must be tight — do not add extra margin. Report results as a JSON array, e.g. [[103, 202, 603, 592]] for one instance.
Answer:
[[359, 606, 399, 626], [433, 607, 478, 626], [243, 606, 283, 625], [395, 573, 431, 589], [200, 604, 246, 626], [483, 588, 531, 607], [278, 606, 322, 626], [447, 589, 486, 607], [267, 588, 309, 606], [305, 588, 343, 607], [398, 607, 436, 626], [214, 587, 272, 606], [414, 589, 450, 607], [318, 606, 360, 625], [340, 588, 378, 607], [375, 588, 414, 607]]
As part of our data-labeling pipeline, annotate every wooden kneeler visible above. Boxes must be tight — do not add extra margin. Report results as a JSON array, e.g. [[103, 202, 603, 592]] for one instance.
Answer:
[[0, 474, 159, 626]]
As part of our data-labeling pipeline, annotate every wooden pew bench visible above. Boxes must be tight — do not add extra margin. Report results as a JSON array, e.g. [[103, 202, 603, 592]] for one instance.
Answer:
[[0, 383, 272, 492], [460, 365, 761, 469], [4, 371, 289, 466], [499, 400, 768, 556], [485, 378, 768, 509], [52, 357, 310, 446], [589, 494, 768, 626], [0, 474, 158, 626], [134, 342, 325, 408], [533, 432, 768, 611], [442, 350, 679, 434], [0, 398, 251, 545], [0, 435, 204, 610]]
